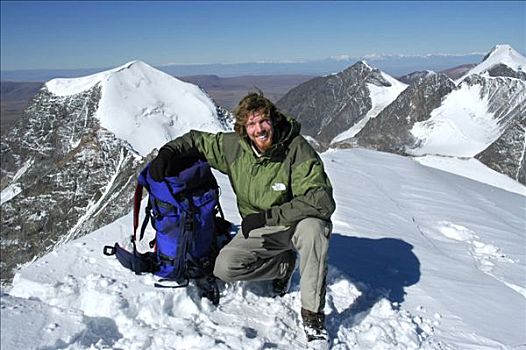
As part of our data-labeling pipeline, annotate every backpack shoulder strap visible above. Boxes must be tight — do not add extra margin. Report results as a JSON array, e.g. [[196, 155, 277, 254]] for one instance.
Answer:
[[132, 183, 144, 242], [133, 182, 154, 242]]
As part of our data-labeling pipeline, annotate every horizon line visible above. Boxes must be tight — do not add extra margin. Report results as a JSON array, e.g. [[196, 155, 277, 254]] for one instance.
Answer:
[[0, 51, 493, 73]]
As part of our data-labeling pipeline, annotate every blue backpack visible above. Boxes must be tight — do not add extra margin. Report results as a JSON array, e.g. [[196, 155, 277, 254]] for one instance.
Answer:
[[104, 157, 231, 305]]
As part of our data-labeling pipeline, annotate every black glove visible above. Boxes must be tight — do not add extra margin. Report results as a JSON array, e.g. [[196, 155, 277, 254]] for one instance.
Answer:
[[149, 148, 173, 182], [241, 212, 267, 239]]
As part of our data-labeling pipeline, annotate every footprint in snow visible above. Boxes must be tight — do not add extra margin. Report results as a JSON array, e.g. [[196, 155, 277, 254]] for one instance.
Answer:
[[437, 222, 513, 273]]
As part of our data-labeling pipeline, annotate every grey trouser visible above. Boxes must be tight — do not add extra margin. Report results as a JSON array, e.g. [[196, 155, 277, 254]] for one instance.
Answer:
[[213, 217, 332, 313]]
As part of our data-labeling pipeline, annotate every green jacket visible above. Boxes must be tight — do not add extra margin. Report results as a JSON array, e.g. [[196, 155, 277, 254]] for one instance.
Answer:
[[162, 117, 335, 227]]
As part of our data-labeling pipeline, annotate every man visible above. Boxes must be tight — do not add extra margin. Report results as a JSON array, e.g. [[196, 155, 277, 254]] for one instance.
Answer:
[[149, 92, 336, 342]]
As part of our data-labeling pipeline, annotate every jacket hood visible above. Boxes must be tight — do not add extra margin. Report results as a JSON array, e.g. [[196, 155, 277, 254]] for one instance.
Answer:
[[276, 116, 301, 146]]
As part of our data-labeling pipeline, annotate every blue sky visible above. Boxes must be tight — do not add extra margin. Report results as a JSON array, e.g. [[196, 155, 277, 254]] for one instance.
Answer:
[[1, 1, 524, 70]]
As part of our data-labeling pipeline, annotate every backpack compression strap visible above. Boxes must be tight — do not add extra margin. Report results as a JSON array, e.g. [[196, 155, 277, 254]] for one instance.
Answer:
[[102, 183, 158, 276], [132, 183, 152, 242], [133, 183, 143, 242]]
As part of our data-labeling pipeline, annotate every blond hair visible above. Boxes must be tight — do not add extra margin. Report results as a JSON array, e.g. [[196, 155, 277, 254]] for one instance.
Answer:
[[233, 92, 285, 135]]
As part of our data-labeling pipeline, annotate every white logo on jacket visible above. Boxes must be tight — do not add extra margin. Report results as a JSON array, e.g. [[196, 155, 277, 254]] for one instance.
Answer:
[[272, 183, 286, 191]]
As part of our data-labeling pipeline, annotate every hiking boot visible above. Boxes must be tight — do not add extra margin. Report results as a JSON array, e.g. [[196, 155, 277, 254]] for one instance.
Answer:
[[195, 276, 220, 305], [301, 308, 328, 342], [272, 251, 296, 296]]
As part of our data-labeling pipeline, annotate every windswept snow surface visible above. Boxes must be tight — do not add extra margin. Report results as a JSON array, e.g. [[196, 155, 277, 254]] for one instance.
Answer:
[[332, 72, 408, 143], [410, 83, 500, 157], [413, 155, 526, 196], [2, 149, 525, 349], [46, 61, 225, 156]]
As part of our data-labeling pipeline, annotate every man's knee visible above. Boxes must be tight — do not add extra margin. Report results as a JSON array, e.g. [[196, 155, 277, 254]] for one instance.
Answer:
[[213, 248, 242, 282], [293, 218, 331, 247]]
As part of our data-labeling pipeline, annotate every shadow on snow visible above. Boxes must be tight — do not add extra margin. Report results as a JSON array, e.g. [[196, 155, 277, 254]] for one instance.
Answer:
[[327, 233, 421, 327]]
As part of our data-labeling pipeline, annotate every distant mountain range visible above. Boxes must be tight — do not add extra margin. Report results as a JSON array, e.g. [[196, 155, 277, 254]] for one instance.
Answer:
[[1, 52, 487, 81]]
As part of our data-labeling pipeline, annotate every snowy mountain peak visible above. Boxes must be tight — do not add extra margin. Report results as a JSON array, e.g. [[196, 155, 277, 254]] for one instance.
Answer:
[[117, 59, 143, 70], [47, 60, 228, 156], [1, 59, 232, 281], [277, 60, 407, 145], [47, 60, 187, 97], [358, 60, 372, 69], [354, 60, 380, 74], [482, 44, 526, 67], [484, 44, 520, 60], [460, 44, 526, 80], [338, 60, 371, 76]]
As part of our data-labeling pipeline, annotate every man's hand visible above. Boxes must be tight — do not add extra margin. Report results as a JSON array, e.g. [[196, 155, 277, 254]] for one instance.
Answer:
[[241, 212, 267, 238], [149, 148, 173, 182]]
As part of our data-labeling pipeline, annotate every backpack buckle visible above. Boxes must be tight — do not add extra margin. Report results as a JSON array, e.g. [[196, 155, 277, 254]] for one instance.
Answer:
[[103, 245, 116, 256]]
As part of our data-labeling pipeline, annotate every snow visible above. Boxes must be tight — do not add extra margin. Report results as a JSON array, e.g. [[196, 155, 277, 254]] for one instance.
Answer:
[[304, 135, 322, 149], [2, 148, 525, 349], [413, 155, 526, 196], [12, 158, 34, 181], [460, 44, 526, 81], [409, 83, 500, 157], [332, 72, 408, 143], [1, 158, 34, 205], [46, 61, 226, 156], [0, 183, 22, 205], [408, 45, 525, 178]]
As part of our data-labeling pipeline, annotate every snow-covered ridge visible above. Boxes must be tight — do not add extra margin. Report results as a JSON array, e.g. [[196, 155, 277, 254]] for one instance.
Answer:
[[45, 61, 130, 96], [461, 44, 526, 79], [47, 60, 227, 156], [332, 71, 407, 143], [2, 148, 524, 349]]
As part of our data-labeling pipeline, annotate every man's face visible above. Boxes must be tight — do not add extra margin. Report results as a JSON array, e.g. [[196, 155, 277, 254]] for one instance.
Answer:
[[245, 111, 274, 153]]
